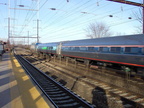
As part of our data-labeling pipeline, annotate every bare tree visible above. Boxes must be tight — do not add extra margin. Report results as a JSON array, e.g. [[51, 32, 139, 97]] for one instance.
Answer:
[[134, 8, 142, 24], [84, 22, 112, 38], [133, 8, 142, 33]]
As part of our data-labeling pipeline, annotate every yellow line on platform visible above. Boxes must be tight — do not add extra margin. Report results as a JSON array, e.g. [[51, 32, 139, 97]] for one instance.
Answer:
[[29, 87, 50, 108], [9, 54, 50, 108], [19, 69, 24, 73], [29, 87, 41, 100], [13, 59, 21, 67], [9, 58, 24, 108], [22, 75, 29, 81]]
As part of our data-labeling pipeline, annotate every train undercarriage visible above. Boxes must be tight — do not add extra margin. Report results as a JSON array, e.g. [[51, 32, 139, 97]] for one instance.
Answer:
[[36, 52, 144, 80]]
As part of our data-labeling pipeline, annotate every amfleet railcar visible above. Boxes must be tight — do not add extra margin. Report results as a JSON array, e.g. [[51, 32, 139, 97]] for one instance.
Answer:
[[35, 34, 144, 75]]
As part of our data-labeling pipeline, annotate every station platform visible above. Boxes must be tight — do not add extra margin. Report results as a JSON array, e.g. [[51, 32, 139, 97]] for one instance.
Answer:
[[0, 52, 54, 108]]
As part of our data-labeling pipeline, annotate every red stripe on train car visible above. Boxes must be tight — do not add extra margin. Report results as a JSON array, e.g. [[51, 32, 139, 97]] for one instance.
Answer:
[[62, 54, 144, 67], [62, 45, 144, 47]]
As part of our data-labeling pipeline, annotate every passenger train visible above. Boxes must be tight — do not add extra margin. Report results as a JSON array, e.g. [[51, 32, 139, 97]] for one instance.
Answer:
[[30, 34, 144, 75]]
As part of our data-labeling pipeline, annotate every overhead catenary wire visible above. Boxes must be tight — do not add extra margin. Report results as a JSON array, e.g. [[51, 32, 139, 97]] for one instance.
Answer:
[[41, 18, 137, 41], [0, 10, 7, 37], [9, 0, 117, 36], [27, 0, 135, 38], [17, 0, 50, 38], [0, 3, 8, 39], [41, 19, 137, 43], [17, 1, 40, 36], [40, 0, 136, 38], [41, 0, 68, 25], [40, 5, 137, 39], [40, 0, 112, 36], [0, 0, 142, 44], [42, 0, 101, 30]]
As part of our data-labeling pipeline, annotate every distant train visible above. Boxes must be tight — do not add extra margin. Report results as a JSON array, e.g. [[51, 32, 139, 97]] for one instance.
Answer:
[[30, 34, 144, 75]]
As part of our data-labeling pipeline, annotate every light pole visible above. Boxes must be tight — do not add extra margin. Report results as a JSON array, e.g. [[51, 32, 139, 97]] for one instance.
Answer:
[[8, 0, 10, 47], [28, 31, 29, 47], [49, 8, 67, 13]]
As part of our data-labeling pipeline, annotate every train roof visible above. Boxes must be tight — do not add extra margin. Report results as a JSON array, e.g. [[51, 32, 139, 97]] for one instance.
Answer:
[[37, 42, 60, 46], [62, 34, 144, 46]]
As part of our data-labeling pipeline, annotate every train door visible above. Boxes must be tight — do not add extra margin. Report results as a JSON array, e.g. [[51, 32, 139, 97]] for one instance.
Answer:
[[56, 43, 62, 55]]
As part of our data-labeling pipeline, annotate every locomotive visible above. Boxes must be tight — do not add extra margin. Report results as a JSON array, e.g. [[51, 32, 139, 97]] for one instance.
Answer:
[[31, 34, 144, 75]]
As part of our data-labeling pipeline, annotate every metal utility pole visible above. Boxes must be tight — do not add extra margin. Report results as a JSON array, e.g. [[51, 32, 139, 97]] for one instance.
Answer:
[[28, 31, 29, 46], [37, 0, 40, 43], [9, 3, 39, 44], [8, 17, 10, 44], [107, 0, 144, 34], [8, 0, 10, 45], [37, 19, 39, 43]]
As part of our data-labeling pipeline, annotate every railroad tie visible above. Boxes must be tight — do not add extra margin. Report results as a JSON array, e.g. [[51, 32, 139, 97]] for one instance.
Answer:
[[113, 91, 123, 94], [134, 98, 144, 103], [126, 95, 137, 100], [123, 104, 133, 108], [141, 103, 144, 106], [103, 86, 111, 90], [119, 93, 129, 96]]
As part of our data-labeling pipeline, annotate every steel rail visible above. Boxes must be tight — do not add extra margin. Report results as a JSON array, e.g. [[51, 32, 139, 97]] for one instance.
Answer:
[[15, 54, 95, 108]]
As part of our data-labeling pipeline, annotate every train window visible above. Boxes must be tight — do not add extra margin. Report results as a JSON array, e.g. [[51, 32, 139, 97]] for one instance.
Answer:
[[62, 47, 64, 50], [99, 47, 109, 52], [142, 48, 144, 54], [48, 47, 52, 50], [62, 47, 70, 51], [79, 47, 88, 51], [94, 47, 99, 52], [75, 47, 80, 51], [110, 47, 121, 53], [47, 47, 50, 50], [52, 46, 57, 50], [70, 47, 75, 51], [50, 47, 53, 50], [88, 47, 95, 52], [125, 47, 139, 54]]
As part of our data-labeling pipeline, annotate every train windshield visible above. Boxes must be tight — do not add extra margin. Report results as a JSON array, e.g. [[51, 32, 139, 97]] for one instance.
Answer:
[[52, 46, 57, 50]]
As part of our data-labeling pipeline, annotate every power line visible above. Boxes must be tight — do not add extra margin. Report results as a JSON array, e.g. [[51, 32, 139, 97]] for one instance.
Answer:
[[41, 6, 136, 38], [107, 0, 144, 33]]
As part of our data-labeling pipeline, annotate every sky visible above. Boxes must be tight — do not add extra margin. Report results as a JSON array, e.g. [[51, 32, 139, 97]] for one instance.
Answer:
[[0, 0, 143, 44]]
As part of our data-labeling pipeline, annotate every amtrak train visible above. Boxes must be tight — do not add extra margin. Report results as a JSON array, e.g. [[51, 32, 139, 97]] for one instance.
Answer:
[[30, 34, 144, 75]]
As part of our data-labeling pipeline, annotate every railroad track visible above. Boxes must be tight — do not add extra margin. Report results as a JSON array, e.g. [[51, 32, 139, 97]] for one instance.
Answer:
[[23, 54, 144, 108], [14, 49, 144, 108], [15, 54, 95, 108]]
